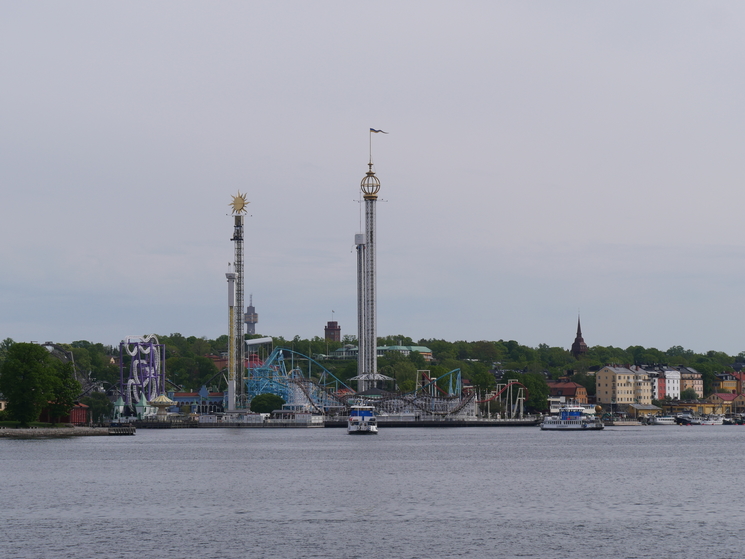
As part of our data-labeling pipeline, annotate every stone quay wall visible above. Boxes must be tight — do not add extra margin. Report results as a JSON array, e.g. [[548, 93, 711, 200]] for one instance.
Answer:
[[0, 426, 110, 438]]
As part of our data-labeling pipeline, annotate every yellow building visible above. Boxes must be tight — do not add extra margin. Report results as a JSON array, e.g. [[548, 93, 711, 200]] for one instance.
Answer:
[[596, 366, 653, 406], [679, 367, 704, 398], [733, 394, 745, 413], [706, 393, 740, 414], [713, 373, 738, 394], [663, 399, 732, 416]]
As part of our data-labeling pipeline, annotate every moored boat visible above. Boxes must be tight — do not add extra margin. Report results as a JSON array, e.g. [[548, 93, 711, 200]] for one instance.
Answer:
[[541, 405, 604, 431], [649, 415, 676, 425], [347, 405, 378, 434]]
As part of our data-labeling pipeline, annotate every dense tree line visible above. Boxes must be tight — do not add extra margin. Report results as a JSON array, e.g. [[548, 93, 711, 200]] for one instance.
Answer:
[[0, 342, 80, 426], [1, 333, 740, 420]]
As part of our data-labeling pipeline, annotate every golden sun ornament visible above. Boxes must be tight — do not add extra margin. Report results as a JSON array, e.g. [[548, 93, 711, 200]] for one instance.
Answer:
[[230, 191, 249, 214]]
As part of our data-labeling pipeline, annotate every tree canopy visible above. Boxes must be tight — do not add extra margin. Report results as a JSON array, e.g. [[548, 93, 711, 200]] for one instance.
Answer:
[[3, 332, 740, 416], [0, 342, 81, 426], [250, 393, 285, 414]]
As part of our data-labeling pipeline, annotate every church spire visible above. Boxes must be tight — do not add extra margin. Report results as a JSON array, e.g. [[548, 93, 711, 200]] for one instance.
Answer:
[[571, 315, 588, 358]]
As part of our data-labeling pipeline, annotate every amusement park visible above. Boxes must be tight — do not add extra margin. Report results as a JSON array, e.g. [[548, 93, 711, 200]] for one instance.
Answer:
[[115, 333, 536, 427], [113, 137, 537, 428]]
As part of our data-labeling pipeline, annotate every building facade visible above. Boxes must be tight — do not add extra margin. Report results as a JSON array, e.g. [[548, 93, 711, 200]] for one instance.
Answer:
[[679, 367, 704, 398], [596, 366, 653, 406], [662, 369, 681, 400], [713, 373, 738, 394], [546, 380, 588, 404], [646, 368, 680, 401], [648, 373, 666, 400], [324, 321, 341, 342]]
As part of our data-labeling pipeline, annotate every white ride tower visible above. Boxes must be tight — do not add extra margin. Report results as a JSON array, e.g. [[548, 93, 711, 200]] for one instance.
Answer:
[[353, 132, 392, 392]]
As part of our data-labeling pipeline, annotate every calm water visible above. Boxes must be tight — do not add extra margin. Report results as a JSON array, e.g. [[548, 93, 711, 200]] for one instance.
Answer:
[[1, 426, 744, 559]]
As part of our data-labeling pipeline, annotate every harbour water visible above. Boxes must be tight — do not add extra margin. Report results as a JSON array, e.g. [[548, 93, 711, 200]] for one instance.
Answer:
[[2, 426, 744, 559]]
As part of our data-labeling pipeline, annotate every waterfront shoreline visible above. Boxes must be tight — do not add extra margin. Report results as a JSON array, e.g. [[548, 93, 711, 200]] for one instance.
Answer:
[[0, 426, 111, 438]]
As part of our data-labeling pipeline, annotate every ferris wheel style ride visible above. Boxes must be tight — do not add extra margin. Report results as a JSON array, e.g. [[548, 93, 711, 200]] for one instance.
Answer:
[[120, 334, 166, 412]]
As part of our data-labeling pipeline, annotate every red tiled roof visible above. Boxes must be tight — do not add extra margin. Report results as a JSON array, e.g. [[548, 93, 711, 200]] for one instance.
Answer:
[[546, 381, 587, 397], [547, 381, 584, 389], [710, 393, 738, 401]]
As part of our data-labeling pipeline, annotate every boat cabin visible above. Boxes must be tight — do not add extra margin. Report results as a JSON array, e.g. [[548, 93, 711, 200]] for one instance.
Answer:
[[349, 406, 375, 418]]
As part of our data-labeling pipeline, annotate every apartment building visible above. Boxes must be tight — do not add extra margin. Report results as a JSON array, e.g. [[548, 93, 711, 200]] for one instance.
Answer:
[[596, 366, 653, 406], [679, 367, 704, 398], [646, 368, 681, 400]]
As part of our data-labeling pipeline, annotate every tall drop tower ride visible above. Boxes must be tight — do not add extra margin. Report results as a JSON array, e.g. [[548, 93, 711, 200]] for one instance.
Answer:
[[360, 162, 380, 380], [355, 129, 389, 391], [228, 191, 249, 411]]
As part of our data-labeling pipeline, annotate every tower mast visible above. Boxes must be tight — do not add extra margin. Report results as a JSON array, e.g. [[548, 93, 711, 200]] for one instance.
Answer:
[[359, 138, 382, 389], [229, 191, 249, 411], [226, 267, 237, 411], [355, 232, 366, 378]]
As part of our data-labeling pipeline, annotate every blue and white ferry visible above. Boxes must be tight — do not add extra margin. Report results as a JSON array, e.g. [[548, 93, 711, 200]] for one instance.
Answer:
[[347, 405, 378, 434], [541, 405, 604, 431]]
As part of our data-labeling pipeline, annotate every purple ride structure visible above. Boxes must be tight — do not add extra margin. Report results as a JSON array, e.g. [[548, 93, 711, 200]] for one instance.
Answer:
[[119, 334, 166, 414]]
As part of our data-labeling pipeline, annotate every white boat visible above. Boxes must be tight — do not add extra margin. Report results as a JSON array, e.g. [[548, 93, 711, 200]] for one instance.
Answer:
[[541, 405, 604, 431], [699, 415, 724, 425], [649, 415, 676, 425], [347, 405, 378, 434]]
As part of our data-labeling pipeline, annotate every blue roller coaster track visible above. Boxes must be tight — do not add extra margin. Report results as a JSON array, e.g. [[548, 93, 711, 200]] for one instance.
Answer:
[[241, 347, 476, 417]]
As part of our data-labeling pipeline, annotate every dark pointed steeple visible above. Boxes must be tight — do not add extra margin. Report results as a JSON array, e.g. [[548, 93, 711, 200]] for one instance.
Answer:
[[571, 316, 589, 358]]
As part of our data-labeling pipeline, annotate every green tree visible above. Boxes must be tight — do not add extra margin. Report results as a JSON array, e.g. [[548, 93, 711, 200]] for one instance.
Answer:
[[250, 393, 285, 414], [471, 341, 502, 363], [80, 392, 113, 423], [0, 343, 56, 426], [508, 372, 549, 413], [407, 350, 427, 370], [468, 366, 496, 394], [70, 340, 118, 385], [571, 371, 596, 396], [46, 361, 81, 424], [680, 388, 698, 400], [0, 337, 14, 365]]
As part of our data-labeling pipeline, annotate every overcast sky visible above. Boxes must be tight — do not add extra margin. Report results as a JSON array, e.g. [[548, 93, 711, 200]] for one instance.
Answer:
[[2, 1, 745, 354]]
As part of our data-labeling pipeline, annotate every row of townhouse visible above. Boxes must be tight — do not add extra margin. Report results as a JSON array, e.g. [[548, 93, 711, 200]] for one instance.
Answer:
[[595, 365, 704, 405], [712, 372, 745, 394]]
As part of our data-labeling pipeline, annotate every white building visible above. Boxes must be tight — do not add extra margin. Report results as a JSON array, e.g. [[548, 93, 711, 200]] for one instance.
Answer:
[[662, 369, 681, 400]]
